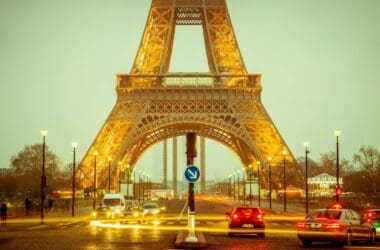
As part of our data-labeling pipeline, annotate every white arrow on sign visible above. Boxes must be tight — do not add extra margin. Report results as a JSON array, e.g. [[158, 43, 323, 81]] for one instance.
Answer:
[[187, 169, 198, 179]]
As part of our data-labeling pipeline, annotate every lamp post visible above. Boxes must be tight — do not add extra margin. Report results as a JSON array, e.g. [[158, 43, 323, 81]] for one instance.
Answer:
[[243, 169, 246, 205], [138, 170, 142, 203], [268, 157, 272, 209], [335, 130, 341, 203], [237, 170, 240, 202], [233, 171, 236, 201], [108, 157, 112, 193], [248, 165, 252, 206], [72, 142, 78, 217], [257, 161, 261, 207], [118, 162, 122, 194], [126, 164, 130, 198], [40, 130, 47, 225], [304, 142, 310, 214], [133, 168, 136, 200], [282, 149, 287, 212], [228, 175, 232, 197], [142, 172, 146, 201], [93, 151, 98, 211]]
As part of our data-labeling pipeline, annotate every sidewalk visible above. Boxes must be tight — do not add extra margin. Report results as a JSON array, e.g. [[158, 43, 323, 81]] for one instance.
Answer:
[[1, 206, 92, 231]]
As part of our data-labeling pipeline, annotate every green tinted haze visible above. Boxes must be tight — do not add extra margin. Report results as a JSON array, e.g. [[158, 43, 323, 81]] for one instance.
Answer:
[[1, 0, 379, 180]]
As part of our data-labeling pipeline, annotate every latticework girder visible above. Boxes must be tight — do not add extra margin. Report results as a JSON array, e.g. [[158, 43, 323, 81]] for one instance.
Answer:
[[77, 0, 301, 191]]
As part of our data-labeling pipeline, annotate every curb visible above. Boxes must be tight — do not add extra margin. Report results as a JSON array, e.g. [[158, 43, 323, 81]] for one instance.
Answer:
[[174, 230, 208, 249]]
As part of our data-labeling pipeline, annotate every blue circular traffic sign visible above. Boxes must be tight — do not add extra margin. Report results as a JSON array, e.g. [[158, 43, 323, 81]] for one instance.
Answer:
[[184, 165, 200, 182]]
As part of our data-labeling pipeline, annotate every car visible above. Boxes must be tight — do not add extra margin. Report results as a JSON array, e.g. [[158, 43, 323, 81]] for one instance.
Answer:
[[296, 208, 376, 247], [141, 202, 161, 216], [225, 206, 265, 238], [363, 209, 380, 240], [92, 206, 113, 219]]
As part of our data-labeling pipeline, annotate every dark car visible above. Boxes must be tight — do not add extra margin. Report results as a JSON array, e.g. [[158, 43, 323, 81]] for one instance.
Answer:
[[363, 209, 380, 240], [92, 206, 113, 219], [225, 206, 265, 238], [297, 208, 376, 247]]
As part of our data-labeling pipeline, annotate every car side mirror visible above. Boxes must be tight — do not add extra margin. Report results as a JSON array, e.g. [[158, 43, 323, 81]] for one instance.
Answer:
[[225, 212, 230, 216]]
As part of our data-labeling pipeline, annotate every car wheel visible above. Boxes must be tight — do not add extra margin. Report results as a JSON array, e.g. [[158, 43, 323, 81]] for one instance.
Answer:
[[345, 231, 353, 246], [369, 230, 376, 244], [300, 240, 312, 248], [257, 233, 265, 238]]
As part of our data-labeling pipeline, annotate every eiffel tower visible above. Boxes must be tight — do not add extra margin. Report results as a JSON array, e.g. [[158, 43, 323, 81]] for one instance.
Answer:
[[77, 0, 300, 191]]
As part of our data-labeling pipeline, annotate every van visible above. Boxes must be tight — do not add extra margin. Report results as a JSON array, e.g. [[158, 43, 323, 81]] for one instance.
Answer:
[[102, 193, 125, 218]]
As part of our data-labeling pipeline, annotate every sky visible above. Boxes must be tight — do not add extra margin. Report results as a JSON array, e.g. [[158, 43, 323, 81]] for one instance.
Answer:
[[1, 0, 379, 182]]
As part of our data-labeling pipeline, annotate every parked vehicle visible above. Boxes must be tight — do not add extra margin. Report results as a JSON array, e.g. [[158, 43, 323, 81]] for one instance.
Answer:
[[297, 208, 376, 247], [225, 206, 265, 238], [363, 209, 380, 240]]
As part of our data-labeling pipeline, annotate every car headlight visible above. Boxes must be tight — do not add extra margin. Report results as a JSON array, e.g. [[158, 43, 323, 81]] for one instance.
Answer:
[[115, 209, 120, 214], [152, 210, 159, 214], [133, 212, 140, 217], [92, 212, 97, 217]]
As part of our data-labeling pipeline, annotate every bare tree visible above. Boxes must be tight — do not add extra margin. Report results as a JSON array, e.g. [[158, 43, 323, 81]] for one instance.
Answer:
[[10, 144, 64, 196], [353, 146, 380, 194]]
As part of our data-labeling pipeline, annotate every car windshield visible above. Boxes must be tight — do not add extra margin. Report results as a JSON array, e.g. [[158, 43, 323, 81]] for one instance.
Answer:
[[306, 210, 342, 220], [235, 207, 259, 214], [97, 207, 111, 211], [104, 198, 121, 206], [143, 204, 158, 209]]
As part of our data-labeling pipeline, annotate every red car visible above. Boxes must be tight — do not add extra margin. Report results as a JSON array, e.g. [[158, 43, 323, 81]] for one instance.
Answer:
[[297, 208, 376, 247], [225, 206, 265, 238]]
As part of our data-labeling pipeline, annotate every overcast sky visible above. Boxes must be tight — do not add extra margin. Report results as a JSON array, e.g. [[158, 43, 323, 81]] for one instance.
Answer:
[[1, 0, 379, 181]]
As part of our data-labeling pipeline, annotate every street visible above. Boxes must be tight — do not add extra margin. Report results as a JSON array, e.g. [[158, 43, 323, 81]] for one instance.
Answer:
[[1, 198, 379, 249]]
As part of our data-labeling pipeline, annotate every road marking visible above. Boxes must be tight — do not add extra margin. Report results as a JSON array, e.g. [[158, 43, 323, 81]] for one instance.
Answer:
[[206, 221, 214, 224], [27, 225, 50, 230], [167, 221, 174, 225], [73, 225, 82, 228], [177, 200, 188, 221], [180, 221, 187, 224]]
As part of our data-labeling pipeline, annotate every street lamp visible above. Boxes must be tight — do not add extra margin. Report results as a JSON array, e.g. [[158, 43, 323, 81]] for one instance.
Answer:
[[108, 157, 112, 193], [125, 164, 130, 198], [233, 171, 236, 201], [335, 130, 341, 203], [268, 157, 272, 209], [138, 170, 142, 202], [257, 161, 261, 207], [228, 175, 232, 197], [237, 170, 240, 202], [248, 165, 252, 205], [282, 149, 287, 212], [133, 168, 136, 200], [40, 130, 47, 225], [93, 151, 98, 211], [304, 142, 310, 214], [72, 142, 78, 217], [118, 162, 123, 194], [142, 171, 146, 201]]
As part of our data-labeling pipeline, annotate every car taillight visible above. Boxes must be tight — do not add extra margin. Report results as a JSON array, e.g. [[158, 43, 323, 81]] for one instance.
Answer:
[[297, 221, 307, 230], [256, 214, 263, 221], [325, 222, 343, 231], [366, 211, 376, 221], [232, 213, 240, 220]]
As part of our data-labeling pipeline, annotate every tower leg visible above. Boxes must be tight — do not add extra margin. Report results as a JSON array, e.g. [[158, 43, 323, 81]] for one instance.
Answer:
[[163, 140, 168, 189], [200, 137, 206, 193], [172, 137, 178, 197]]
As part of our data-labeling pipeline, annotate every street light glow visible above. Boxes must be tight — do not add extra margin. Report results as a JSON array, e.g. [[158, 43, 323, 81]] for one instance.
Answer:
[[93, 151, 98, 156], [40, 130, 48, 137], [108, 157, 112, 162], [282, 149, 287, 155], [335, 130, 341, 137], [72, 142, 78, 149], [303, 141, 309, 148], [268, 156, 272, 161]]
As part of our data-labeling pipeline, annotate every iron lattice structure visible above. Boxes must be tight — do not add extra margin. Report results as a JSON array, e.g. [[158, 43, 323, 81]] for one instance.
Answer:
[[77, 0, 301, 190]]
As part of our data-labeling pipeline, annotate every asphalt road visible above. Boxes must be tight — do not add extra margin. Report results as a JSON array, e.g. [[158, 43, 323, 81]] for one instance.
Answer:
[[0, 197, 379, 250]]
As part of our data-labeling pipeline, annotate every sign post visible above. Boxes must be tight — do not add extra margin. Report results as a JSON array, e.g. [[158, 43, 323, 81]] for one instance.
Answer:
[[185, 133, 199, 243]]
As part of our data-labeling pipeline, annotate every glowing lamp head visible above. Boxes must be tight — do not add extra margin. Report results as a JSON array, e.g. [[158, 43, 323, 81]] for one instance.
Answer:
[[304, 142, 309, 148], [108, 157, 112, 162], [72, 142, 78, 149], [335, 130, 341, 137], [93, 151, 98, 156], [40, 130, 48, 137]]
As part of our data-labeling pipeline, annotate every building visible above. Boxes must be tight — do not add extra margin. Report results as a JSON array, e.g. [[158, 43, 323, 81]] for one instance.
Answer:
[[308, 173, 343, 197]]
